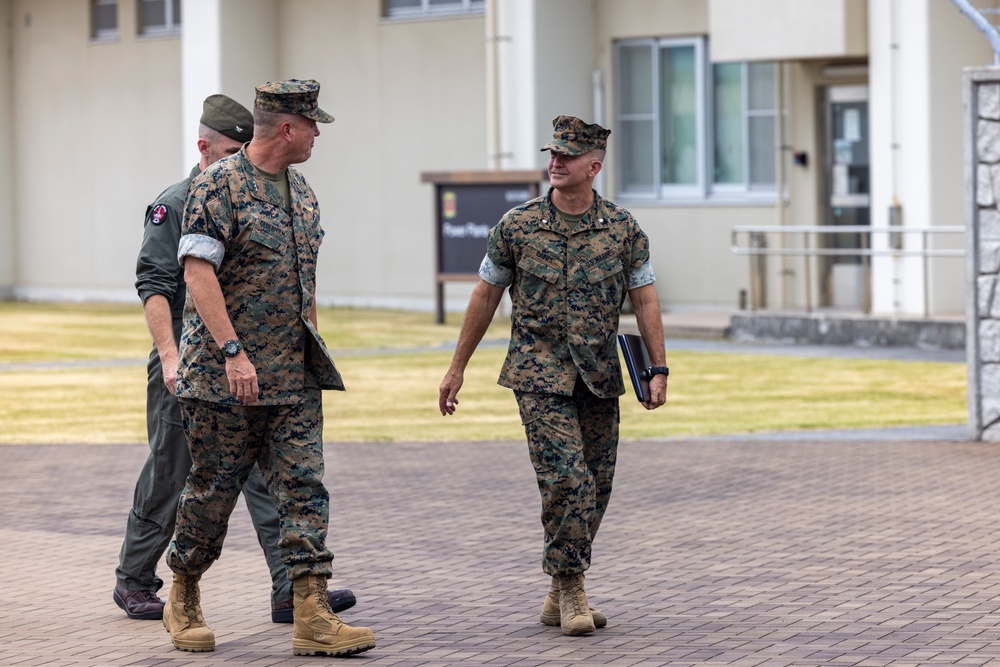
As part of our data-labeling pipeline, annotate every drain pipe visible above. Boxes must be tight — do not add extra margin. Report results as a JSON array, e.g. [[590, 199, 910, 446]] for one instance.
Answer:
[[951, 0, 1000, 64]]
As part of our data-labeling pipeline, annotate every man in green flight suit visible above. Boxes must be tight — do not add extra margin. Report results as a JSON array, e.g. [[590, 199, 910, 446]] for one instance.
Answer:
[[163, 81, 375, 657], [439, 115, 669, 636]]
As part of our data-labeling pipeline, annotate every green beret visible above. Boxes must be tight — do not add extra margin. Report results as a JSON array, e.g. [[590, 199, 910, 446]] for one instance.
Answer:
[[540, 115, 610, 156], [200, 94, 253, 142], [254, 79, 334, 123]]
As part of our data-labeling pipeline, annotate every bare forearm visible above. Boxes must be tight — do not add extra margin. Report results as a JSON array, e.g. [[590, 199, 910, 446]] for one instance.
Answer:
[[143, 294, 178, 358], [183, 256, 258, 404], [439, 279, 504, 415], [183, 258, 238, 347], [448, 280, 504, 374], [630, 284, 665, 365]]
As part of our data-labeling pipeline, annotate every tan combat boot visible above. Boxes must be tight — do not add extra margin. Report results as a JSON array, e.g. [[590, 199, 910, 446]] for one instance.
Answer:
[[162, 572, 215, 652], [555, 573, 596, 636], [292, 574, 376, 656], [540, 576, 607, 628]]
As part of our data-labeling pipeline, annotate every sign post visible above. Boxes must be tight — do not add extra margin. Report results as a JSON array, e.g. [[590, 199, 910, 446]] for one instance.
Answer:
[[421, 170, 546, 323]]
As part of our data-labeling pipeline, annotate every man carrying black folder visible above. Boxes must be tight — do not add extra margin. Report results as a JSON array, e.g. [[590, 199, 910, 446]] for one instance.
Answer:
[[438, 115, 668, 637]]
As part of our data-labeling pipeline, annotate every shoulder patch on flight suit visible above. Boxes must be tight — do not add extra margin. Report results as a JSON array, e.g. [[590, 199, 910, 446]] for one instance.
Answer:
[[151, 204, 168, 225]]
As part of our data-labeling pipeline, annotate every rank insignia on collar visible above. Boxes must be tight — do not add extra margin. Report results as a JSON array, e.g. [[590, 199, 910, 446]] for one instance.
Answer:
[[150, 204, 168, 225]]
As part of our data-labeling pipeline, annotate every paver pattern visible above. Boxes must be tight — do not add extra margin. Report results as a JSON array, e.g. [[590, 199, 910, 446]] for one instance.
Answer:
[[4, 437, 1000, 666]]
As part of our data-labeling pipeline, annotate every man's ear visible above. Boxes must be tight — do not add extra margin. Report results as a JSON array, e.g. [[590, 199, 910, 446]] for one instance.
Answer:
[[589, 159, 604, 178], [196, 137, 211, 157]]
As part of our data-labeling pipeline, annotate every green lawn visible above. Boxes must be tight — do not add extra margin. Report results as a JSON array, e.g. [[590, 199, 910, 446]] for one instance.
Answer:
[[0, 302, 967, 444]]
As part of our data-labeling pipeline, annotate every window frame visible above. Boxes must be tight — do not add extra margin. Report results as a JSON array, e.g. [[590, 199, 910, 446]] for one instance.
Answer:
[[91, 0, 118, 42], [137, 0, 181, 37], [383, 0, 485, 20], [614, 37, 777, 204]]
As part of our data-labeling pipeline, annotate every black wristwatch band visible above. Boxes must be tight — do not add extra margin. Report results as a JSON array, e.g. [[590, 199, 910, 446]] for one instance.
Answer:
[[641, 366, 669, 380]]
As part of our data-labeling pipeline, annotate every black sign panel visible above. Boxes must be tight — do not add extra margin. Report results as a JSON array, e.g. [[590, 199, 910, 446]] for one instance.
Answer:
[[436, 183, 534, 275]]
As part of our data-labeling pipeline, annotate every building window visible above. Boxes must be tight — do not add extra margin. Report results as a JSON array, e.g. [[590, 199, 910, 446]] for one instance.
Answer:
[[138, 0, 181, 36], [384, 0, 485, 19], [91, 0, 118, 40], [615, 38, 776, 201]]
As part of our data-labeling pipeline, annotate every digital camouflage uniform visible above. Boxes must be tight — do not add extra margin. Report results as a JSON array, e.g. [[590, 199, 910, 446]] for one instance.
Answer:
[[166, 144, 344, 582], [119, 165, 290, 604], [480, 187, 654, 576]]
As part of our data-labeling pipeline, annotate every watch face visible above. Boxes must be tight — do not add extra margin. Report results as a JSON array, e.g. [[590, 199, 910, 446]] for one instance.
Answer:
[[223, 340, 241, 357]]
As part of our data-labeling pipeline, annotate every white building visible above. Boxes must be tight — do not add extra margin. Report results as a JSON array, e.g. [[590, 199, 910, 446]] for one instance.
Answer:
[[0, 0, 992, 321]]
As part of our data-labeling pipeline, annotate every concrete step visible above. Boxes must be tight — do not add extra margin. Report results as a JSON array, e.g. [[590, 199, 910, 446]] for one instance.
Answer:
[[729, 311, 966, 349], [619, 311, 732, 341]]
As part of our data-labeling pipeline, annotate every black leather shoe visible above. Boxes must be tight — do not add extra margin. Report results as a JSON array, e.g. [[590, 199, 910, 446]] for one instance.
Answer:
[[271, 587, 357, 623], [113, 584, 165, 620]]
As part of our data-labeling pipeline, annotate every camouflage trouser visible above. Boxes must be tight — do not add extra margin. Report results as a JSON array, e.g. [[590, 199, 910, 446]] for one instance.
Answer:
[[515, 377, 619, 576], [166, 391, 333, 582], [116, 346, 288, 604]]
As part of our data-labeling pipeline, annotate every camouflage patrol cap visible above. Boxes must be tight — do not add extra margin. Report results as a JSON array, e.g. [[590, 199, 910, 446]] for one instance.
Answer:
[[254, 79, 335, 123], [201, 94, 254, 142], [540, 115, 611, 156]]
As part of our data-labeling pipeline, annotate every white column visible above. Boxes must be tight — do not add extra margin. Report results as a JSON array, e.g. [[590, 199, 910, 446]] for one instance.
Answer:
[[868, 0, 934, 316], [181, 0, 221, 169], [492, 0, 595, 171], [493, 0, 537, 170], [0, 0, 14, 296], [870, 0, 992, 316], [180, 0, 279, 169], [867, 0, 897, 314]]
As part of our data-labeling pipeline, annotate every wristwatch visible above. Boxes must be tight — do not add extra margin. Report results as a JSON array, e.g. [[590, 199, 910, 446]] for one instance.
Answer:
[[221, 339, 243, 358], [641, 366, 670, 380]]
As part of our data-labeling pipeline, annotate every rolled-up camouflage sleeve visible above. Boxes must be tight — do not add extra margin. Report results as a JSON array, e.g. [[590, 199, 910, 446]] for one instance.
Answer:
[[478, 254, 513, 287], [177, 234, 225, 270], [177, 174, 232, 271], [630, 259, 656, 289], [627, 222, 654, 289], [481, 218, 516, 287]]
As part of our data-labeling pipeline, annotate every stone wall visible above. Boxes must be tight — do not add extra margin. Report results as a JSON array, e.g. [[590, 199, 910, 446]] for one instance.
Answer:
[[966, 66, 1000, 440]]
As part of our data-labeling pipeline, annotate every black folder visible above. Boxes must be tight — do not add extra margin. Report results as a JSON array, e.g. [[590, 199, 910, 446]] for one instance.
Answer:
[[617, 333, 651, 402]]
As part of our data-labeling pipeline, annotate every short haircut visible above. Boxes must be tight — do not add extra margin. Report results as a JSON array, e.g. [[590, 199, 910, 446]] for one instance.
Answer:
[[198, 123, 228, 143], [252, 108, 286, 135]]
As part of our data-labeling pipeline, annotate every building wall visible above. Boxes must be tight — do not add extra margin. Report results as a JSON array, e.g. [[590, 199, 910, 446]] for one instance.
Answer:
[[0, 0, 992, 319], [181, 0, 281, 169], [593, 0, 793, 311], [272, 1, 488, 309], [710, 0, 867, 62], [12, 0, 182, 302]]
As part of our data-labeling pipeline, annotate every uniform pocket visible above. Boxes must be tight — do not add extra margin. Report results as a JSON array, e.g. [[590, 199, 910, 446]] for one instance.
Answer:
[[515, 251, 563, 310], [585, 255, 623, 284], [585, 254, 626, 311], [249, 227, 287, 254], [518, 251, 561, 283]]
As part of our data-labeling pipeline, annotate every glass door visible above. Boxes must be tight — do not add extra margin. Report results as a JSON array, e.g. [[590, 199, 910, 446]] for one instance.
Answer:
[[822, 86, 870, 311]]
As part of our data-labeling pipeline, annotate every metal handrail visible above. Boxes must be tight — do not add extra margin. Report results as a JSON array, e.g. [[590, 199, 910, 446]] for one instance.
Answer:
[[731, 225, 965, 257], [730, 225, 966, 315]]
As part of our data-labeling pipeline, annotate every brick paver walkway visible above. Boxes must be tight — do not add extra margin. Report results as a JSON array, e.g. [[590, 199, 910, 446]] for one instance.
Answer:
[[5, 438, 1000, 666]]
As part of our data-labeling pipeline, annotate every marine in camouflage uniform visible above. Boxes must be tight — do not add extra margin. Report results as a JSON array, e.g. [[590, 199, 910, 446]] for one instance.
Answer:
[[439, 115, 668, 636], [163, 81, 374, 657], [114, 94, 354, 626]]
